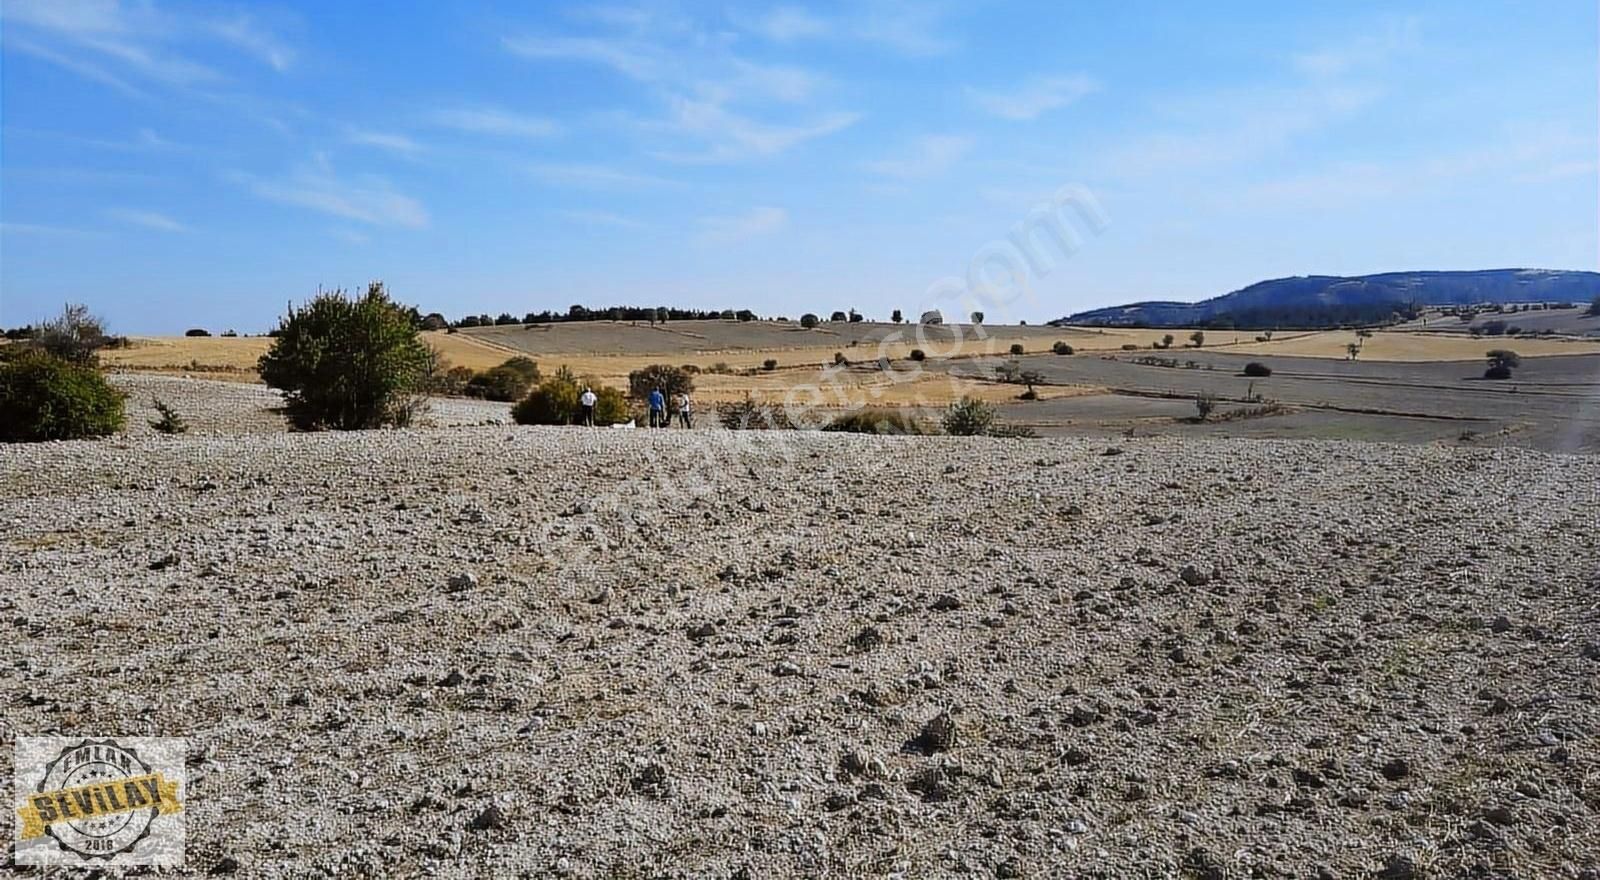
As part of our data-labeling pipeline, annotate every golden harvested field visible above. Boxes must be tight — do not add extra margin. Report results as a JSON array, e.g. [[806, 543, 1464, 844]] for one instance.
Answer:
[[98, 320, 1600, 406]]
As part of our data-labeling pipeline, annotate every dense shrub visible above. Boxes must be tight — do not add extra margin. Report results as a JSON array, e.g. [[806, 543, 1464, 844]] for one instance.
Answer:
[[800, 313, 820, 329], [0, 351, 126, 442], [823, 409, 931, 435], [833, 352, 848, 366], [257, 283, 432, 430], [1189, 331, 1205, 347], [1009, 343, 1025, 355], [1243, 362, 1272, 377], [942, 396, 996, 436], [717, 395, 794, 430], [1483, 349, 1520, 380], [909, 349, 926, 362], [971, 311, 984, 324], [1588, 296, 1600, 316], [920, 310, 943, 324], [1052, 341, 1074, 355], [1121, 344, 1139, 351], [1194, 392, 1217, 420], [185, 328, 211, 337], [34, 303, 108, 365], [830, 310, 848, 322], [513, 371, 631, 426], [628, 363, 694, 400], [762, 358, 778, 371], [1482, 320, 1507, 336], [466, 359, 540, 401], [1483, 365, 1512, 380], [891, 309, 903, 323]]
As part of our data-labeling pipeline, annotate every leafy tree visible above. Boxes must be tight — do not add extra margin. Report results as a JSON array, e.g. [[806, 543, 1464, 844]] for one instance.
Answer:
[[1158, 333, 1175, 349], [735, 309, 757, 322], [971, 311, 984, 324], [1484, 349, 1521, 379], [258, 283, 432, 430], [1587, 296, 1600, 316], [422, 313, 449, 331], [1052, 341, 1074, 355], [1346, 342, 1361, 360], [762, 358, 778, 371], [830, 310, 848, 322], [185, 328, 211, 337], [0, 350, 126, 442], [1194, 392, 1216, 421], [823, 409, 931, 435], [800, 313, 821, 329], [848, 309, 864, 323], [909, 349, 926, 361], [494, 313, 519, 326], [891, 309, 903, 324], [1243, 361, 1272, 377], [1482, 320, 1507, 336], [1009, 343, 1025, 355], [628, 363, 694, 400], [1188, 330, 1205, 347], [34, 303, 108, 365]]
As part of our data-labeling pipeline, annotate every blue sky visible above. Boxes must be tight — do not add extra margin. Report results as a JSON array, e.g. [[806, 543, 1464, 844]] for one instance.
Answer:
[[1, 0, 1595, 333]]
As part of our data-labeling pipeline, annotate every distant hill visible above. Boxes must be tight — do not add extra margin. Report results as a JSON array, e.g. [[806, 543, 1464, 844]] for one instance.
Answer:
[[1058, 269, 1600, 329]]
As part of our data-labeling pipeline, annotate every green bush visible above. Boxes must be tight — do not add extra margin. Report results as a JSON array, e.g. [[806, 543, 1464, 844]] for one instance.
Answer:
[[1243, 362, 1272, 377], [1483, 365, 1512, 380], [466, 357, 540, 401], [909, 349, 926, 362], [823, 409, 931, 435], [513, 372, 630, 425], [762, 358, 778, 371], [800, 313, 820, 329], [258, 283, 432, 430], [1052, 341, 1074, 355], [1009, 343, 1025, 355], [185, 328, 211, 337], [942, 396, 996, 436], [0, 351, 126, 442], [628, 363, 694, 400]]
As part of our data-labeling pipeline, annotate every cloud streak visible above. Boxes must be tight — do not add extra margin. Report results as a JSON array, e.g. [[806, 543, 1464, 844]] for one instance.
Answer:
[[697, 206, 787, 244], [968, 75, 1097, 121], [231, 161, 428, 228], [431, 107, 560, 140], [106, 208, 188, 232]]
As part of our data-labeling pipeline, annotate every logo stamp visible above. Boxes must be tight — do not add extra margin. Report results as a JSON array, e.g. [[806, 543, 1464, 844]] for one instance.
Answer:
[[13, 737, 186, 867]]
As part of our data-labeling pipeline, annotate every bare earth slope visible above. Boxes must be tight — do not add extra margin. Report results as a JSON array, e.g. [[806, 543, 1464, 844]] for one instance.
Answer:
[[2, 427, 1597, 878]]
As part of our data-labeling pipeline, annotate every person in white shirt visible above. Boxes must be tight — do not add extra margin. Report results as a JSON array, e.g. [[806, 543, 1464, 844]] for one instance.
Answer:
[[676, 392, 693, 429], [579, 387, 597, 426]]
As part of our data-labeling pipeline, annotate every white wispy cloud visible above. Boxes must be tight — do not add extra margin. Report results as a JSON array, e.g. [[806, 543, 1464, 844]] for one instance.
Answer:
[[505, 13, 855, 161], [743, 6, 829, 42], [3, 0, 295, 92], [230, 160, 428, 228], [345, 127, 424, 155], [968, 75, 1098, 121], [431, 107, 560, 140], [527, 163, 680, 189], [650, 97, 860, 162], [862, 134, 973, 179], [697, 206, 787, 244], [106, 208, 189, 232], [0, 222, 96, 237], [502, 35, 661, 80], [558, 209, 646, 229], [738, 2, 955, 56], [1294, 16, 1420, 79]]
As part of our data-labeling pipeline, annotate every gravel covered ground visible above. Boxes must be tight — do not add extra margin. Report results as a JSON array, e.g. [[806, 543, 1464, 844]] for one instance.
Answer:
[[3, 381, 1598, 878]]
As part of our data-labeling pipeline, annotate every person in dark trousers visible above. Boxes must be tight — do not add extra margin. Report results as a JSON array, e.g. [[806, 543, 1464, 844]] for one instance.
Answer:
[[579, 387, 597, 426], [648, 387, 666, 428], [676, 391, 692, 428]]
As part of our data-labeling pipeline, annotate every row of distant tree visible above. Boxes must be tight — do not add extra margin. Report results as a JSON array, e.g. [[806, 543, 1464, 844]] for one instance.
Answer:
[[429, 305, 965, 331]]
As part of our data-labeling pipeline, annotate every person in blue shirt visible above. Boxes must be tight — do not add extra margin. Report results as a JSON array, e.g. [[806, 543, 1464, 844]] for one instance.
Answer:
[[648, 387, 666, 428]]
